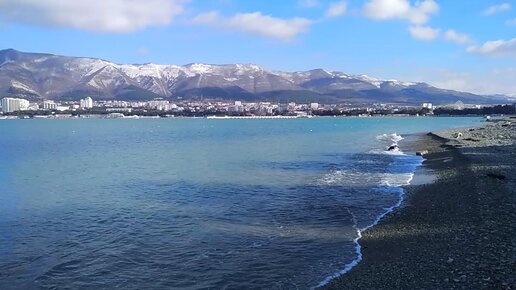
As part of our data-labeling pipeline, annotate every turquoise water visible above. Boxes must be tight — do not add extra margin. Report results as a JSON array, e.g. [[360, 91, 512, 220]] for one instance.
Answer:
[[0, 117, 481, 289]]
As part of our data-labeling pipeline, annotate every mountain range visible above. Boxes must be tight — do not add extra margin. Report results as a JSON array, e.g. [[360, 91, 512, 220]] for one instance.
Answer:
[[0, 49, 510, 105]]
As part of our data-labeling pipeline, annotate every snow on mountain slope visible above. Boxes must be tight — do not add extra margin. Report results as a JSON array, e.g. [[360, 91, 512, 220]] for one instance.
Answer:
[[0, 49, 509, 104]]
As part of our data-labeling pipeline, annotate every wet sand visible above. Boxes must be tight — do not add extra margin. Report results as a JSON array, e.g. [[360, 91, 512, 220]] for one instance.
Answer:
[[323, 119, 515, 289]]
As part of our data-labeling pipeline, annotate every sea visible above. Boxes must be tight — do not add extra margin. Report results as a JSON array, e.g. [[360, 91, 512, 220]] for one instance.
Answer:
[[0, 117, 481, 289]]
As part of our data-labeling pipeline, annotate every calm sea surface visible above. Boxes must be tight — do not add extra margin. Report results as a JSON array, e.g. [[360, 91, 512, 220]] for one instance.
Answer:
[[0, 117, 481, 289]]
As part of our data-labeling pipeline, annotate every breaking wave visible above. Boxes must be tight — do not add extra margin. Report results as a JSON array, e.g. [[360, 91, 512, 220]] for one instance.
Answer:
[[316, 133, 423, 288]]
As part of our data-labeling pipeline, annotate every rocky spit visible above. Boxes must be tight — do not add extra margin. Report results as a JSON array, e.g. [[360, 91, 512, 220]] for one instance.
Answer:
[[434, 118, 516, 148], [323, 117, 515, 290]]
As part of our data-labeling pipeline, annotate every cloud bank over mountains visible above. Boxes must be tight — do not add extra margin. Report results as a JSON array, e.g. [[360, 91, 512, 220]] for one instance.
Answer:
[[468, 38, 516, 58], [0, 0, 514, 95], [0, 0, 512, 59], [0, 0, 187, 32], [192, 11, 312, 42], [363, 0, 438, 25]]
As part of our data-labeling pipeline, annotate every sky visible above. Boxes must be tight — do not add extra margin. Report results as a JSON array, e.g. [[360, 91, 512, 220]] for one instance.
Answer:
[[0, 0, 515, 96]]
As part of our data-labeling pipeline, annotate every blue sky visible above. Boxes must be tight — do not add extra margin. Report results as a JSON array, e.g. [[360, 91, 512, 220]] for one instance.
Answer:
[[0, 0, 514, 95]]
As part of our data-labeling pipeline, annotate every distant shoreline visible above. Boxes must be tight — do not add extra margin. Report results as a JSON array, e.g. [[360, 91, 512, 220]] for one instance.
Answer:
[[0, 114, 507, 121]]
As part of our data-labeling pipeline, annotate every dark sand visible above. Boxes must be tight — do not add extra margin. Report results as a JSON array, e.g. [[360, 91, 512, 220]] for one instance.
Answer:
[[323, 120, 515, 289]]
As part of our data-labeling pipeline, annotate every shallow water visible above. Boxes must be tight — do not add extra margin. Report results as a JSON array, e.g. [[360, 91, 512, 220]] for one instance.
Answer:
[[0, 117, 481, 289]]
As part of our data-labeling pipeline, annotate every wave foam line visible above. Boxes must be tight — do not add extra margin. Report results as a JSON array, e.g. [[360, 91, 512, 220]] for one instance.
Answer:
[[315, 151, 423, 288]]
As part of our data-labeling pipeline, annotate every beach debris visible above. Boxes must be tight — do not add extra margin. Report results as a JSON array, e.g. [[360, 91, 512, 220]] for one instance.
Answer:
[[463, 138, 481, 142], [416, 150, 429, 156], [486, 173, 506, 180], [454, 132, 463, 139]]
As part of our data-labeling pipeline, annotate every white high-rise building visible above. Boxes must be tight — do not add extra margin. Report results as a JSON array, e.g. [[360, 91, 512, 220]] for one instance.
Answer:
[[422, 103, 433, 110], [229, 101, 244, 113], [148, 100, 170, 110], [454, 101, 465, 110], [310, 103, 319, 110], [42, 100, 58, 110], [1, 97, 30, 113], [80, 97, 94, 109]]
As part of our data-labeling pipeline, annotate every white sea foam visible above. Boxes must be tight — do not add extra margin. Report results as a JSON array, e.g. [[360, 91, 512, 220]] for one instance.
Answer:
[[315, 134, 424, 288], [318, 170, 379, 186], [376, 133, 404, 144], [370, 133, 407, 155], [379, 172, 417, 187]]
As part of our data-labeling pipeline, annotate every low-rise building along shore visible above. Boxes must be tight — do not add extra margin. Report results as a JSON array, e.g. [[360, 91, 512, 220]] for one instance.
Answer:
[[1, 96, 515, 119]]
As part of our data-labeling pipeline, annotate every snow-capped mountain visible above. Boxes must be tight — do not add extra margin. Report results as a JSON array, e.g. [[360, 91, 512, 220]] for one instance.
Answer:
[[0, 49, 510, 104]]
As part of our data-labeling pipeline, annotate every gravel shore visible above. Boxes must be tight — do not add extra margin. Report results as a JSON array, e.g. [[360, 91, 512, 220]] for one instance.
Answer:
[[323, 118, 515, 290]]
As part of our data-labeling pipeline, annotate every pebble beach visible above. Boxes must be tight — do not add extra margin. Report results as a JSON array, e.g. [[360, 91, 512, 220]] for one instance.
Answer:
[[323, 117, 516, 289]]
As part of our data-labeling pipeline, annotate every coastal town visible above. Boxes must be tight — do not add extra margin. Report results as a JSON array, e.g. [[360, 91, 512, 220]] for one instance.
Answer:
[[3, 0, 516, 288], [1, 96, 514, 119]]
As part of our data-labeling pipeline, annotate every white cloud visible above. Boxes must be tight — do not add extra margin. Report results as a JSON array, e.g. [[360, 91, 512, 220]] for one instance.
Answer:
[[506, 18, 516, 26], [0, 0, 186, 33], [393, 67, 516, 96], [192, 11, 220, 24], [428, 68, 516, 96], [326, 2, 348, 18], [192, 11, 312, 42], [363, 0, 439, 25], [467, 38, 516, 57], [409, 25, 440, 40], [444, 29, 471, 44], [483, 3, 511, 15], [298, 0, 320, 8], [138, 47, 149, 56]]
